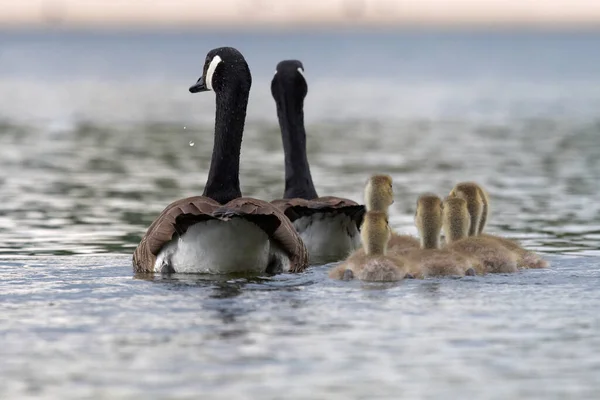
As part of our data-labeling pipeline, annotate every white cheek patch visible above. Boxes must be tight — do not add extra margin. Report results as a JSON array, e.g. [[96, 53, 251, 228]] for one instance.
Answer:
[[206, 55, 223, 91], [297, 67, 305, 80]]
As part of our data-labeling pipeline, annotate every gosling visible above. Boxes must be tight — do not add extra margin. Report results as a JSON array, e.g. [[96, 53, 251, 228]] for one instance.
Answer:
[[329, 211, 409, 282], [449, 182, 548, 269], [402, 194, 476, 278], [442, 196, 518, 273], [364, 174, 420, 254]]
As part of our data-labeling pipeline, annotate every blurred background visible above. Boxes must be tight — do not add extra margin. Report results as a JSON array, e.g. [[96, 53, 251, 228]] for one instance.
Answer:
[[1, 0, 600, 256], [4, 0, 600, 28]]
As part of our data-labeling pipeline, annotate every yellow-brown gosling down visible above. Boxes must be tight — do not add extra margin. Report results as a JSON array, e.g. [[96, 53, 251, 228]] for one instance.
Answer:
[[442, 196, 518, 274], [402, 194, 476, 278], [329, 211, 409, 282], [364, 174, 420, 255], [449, 182, 548, 269]]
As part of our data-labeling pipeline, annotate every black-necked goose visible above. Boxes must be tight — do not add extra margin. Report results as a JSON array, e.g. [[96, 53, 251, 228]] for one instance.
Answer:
[[133, 47, 308, 274], [269, 60, 365, 265]]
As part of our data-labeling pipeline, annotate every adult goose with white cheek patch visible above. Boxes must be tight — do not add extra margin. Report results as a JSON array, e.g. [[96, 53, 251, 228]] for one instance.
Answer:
[[269, 60, 365, 265], [133, 47, 308, 275]]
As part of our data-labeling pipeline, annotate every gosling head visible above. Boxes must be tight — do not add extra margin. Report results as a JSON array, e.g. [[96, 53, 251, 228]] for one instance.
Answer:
[[360, 211, 391, 256], [415, 193, 443, 249], [442, 196, 470, 244], [448, 182, 484, 236], [364, 174, 394, 213], [189, 47, 251, 94]]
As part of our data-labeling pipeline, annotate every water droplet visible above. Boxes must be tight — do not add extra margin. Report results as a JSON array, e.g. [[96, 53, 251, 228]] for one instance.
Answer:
[[189, 141, 195, 147]]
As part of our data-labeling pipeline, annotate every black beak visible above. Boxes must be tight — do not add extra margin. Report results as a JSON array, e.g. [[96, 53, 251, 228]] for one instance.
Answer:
[[189, 76, 208, 93]]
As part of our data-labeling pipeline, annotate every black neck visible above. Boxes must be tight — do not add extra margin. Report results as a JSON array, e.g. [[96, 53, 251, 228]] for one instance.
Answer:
[[203, 84, 249, 204], [275, 89, 318, 200]]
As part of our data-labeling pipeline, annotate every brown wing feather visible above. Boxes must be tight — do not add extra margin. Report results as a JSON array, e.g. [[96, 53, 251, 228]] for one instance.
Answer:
[[271, 196, 365, 228], [133, 196, 308, 274]]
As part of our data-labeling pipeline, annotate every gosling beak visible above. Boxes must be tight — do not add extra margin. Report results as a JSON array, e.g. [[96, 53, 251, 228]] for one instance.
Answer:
[[189, 76, 208, 93]]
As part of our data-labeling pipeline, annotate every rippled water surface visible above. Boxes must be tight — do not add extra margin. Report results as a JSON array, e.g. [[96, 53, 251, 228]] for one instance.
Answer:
[[1, 31, 600, 399]]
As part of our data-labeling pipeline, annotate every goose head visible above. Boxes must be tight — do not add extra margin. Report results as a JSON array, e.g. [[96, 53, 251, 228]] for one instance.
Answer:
[[415, 193, 443, 249], [364, 174, 394, 213], [271, 60, 308, 102], [361, 211, 391, 256], [442, 196, 470, 244], [189, 47, 251, 94]]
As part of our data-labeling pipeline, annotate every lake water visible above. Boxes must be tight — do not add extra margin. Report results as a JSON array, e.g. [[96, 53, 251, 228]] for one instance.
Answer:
[[0, 30, 599, 399]]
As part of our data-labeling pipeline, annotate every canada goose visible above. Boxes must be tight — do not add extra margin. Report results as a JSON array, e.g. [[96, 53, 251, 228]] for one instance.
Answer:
[[329, 211, 408, 282], [133, 47, 308, 274], [403, 194, 476, 278], [269, 60, 364, 265], [364, 174, 420, 254], [442, 196, 517, 273], [449, 182, 548, 269]]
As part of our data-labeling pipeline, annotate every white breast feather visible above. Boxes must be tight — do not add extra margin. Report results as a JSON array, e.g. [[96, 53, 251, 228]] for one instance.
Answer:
[[154, 219, 282, 274], [294, 213, 360, 265]]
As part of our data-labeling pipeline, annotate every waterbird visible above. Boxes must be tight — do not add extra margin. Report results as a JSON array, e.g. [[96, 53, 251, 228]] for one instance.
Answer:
[[364, 174, 421, 254], [442, 196, 516, 274], [269, 60, 365, 265], [133, 47, 308, 274], [329, 211, 409, 282], [402, 194, 477, 278], [449, 181, 548, 269], [348, 174, 420, 260]]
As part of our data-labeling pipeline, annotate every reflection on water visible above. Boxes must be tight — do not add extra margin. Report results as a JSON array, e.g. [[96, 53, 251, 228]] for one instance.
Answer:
[[1, 256, 599, 399]]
